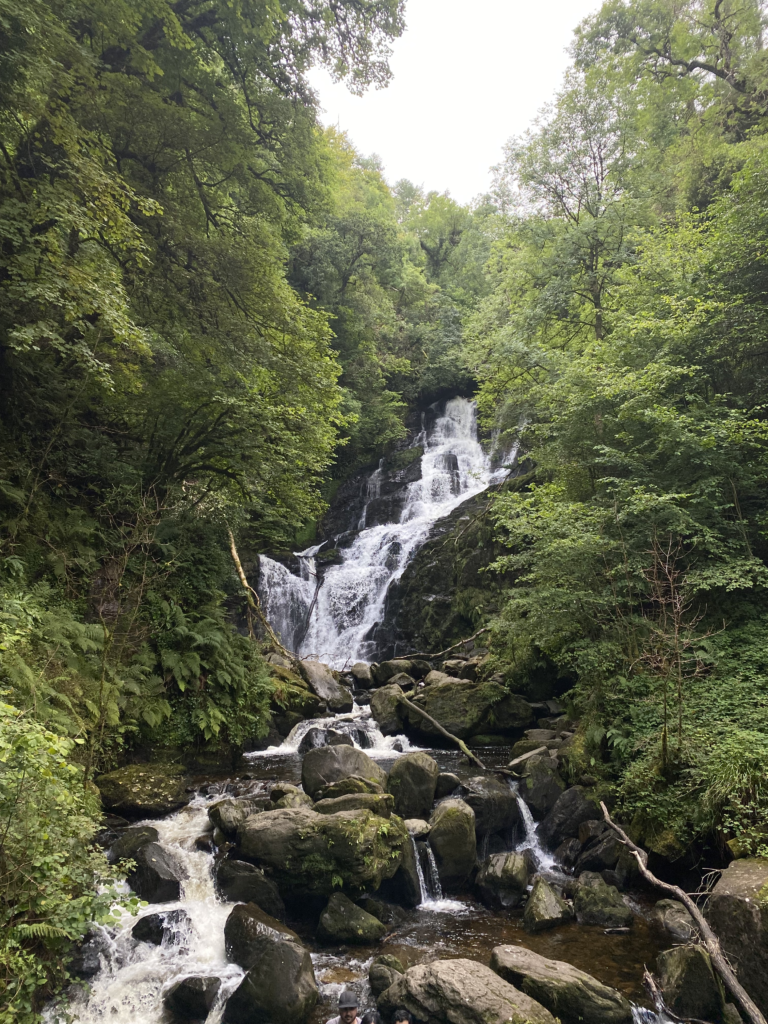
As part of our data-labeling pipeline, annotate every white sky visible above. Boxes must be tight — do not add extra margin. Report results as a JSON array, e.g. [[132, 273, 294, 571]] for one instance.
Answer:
[[308, 0, 602, 205]]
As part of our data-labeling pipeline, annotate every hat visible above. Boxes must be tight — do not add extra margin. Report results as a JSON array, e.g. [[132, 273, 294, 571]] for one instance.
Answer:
[[339, 990, 359, 1009]]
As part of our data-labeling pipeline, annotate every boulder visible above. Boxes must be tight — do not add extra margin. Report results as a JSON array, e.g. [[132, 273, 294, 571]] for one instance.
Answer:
[[404, 818, 430, 839], [132, 909, 190, 945], [223, 934, 317, 1024], [475, 852, 530, 909], [369, 954, 405, 998], [574, 832, 622, 874], [314, 793, 394, 817], [350, 663, 374, 688], [127, 843, 186, 903], [521, 757, 565, 819], [458, 776, 518, 836], [573, 874, 633, 928], [657, 945, 725, 1022], [326, 729, 354, 747], [523, 877, 572, 932], [108, 825, 159, 864], [215, 859, 285, 919], [224, 903, 300, 969], [388, 672, 416, 689], [538, 786, 600, 850], [434, 772, 461, 800], [316, 891, 387, 944], [707, 858, 768, 1017], [386, 752, 439, 820], [370, 684, 405, 735], [315, 775, 384, 800], [376, 828, 422, 908], [209, 798, 268, 836], [164, 976, 220, 1019], [427, 798, 476, 890], [424, 670, 454, 687], [554, 838, 583, 870], [238, 807, 407, 896], [68, 934, 106, 978], [272, 788, 314, 810], [301, 745, 387, 799], [490, 946, 632, 1024], [297, 727, 327, 755], [373, 659, 417, 685], [299, 660, 353, 712], [97, 764, 189, 818], [377, 959, 556, 1024], [405, 681, 529, 739], [652, 899, 698, 943]]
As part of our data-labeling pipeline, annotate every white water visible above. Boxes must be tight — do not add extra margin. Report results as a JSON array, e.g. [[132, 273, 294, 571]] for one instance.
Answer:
[[509, 783, 559, 873], [259, 398, 511, 668]]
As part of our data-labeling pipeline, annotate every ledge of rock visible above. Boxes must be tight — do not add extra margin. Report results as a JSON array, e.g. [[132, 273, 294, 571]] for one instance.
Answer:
[[97, 763, 190, 818]]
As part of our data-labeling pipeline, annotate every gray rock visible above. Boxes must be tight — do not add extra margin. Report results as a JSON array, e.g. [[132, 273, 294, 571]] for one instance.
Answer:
[[370, 684, 404, 735], [128, 843, 186, 903], [377, 958, 556, 1024], [132, 909, 190, 945], [386, 752, 439, 820], [271, 785, 314, 809], [434, 772, 461, 800], [538, 786, 600, 850], [369, 954, 404, 997], [657, 945, 725, 1022], [574, 832, 622, 873], [523, 877, 573, 932], [301, 745, 387, 799], [224, 903, 300, 969], [316, 892, 386, 944], [427, 798, 476, 890], [108, 825, 159, 864], [404, 818, 430, 839], [209, 797, 268, 836], [521, 757, 565, 819], [215, 860, 285, 919], [299, 660, 353, 712], [314, 792, 394, 817], [376, 827, 422, 908], [223, 929, 317, 1024], [490, 945, 632, 1024], [475, 852, 530, 909], [573, 874, 633, 928], [297, 727, 327, 755], [356, 897, 406, 926], [374, 660, 417, 684], [350, 663, 374, 688], [652, 899, 699, 943], [315, 775, 384, 800], [554, 838, 583, 869], [164, 976, 220, 1019], [458, 776, 519, 836]]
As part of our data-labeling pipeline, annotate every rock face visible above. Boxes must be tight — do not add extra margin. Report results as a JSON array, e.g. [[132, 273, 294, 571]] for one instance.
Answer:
[[386, 752, 439, 820], [299, 660, 353, 712], [458, 776, 519, 836], [369, 954, 405, 997], [316, 892, 387, 944], [427, 799, 477, 890], [370, 685, 405, 736], [377, 958, 556, 1024], [301, 746, 387, 800], [164, 976, 221, 1019], [313, 793, 394, 817], [128, 843, 186, 903], [707, 858, 768, 1017], [490, 946, 632, 1024], [653, 899, 698, 943], [538, 786, 600, 850], [238, 807, 407, 896], [523, 877, 572, 932], [97, 764, 189, 818], [132, 909, 189, 945], [573, 874, 633, 928], [657, 946, 725, 1022], [521, 757, 565, 819], [215, 859, 285, 919], [475, 853, 530, 909]]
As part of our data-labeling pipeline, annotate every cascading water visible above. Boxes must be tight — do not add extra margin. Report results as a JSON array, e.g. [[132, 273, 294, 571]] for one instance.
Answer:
[[509, 781, 558, 873], [259, 398, 511, 667]]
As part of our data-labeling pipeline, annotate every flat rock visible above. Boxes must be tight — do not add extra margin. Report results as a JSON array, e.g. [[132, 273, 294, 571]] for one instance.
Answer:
[[313, 792, 394, 817], [97, 764, 190, 818], [315, 775, 384, 800]]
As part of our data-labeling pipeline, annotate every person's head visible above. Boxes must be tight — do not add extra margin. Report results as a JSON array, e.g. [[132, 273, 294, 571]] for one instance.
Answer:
[[338, 990, 359, 1024], [361, 1012, 382, 1024], [393, 1010, 413, 1024]]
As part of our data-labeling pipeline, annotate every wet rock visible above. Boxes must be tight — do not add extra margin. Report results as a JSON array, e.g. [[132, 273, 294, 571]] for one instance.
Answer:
[[97, 763, 190, 818], [554, 838, 583, 869], [68, 934, 106, 978], [523, 877, 573, 932], [356, 897, 406, 927], [369, 954, 405, 998], [108, 824, 159, 864], [424, 670, 455, 687], [209, 797, 268, 836], [298, 727, 327, 755], [538, 786, 600, 850], [215, 860, 285, 919], [164, 976, 221, 1020], [707, 858, 768, 1016], [434, 772, 461, 800], [652, 899, 698, 943], [386, 752, 439, 820], [370, 684, 405, 735], [224, 903, 300, 968], [578, 819, 608, 845], [326, 729, 354, 746], [573, 874, 633, 928], [387, 672, 415, 690], [299, 660, 353, 713], [132, 908, 190, 945], [657, 945, 725, 1022], [223, 933, 317, 1024], [404, 818, 430, 839], [521, 757, 565, 819], [490, 945, 632, 1024], [275, 711, 305, 737], [315, 776, 384, 800], [301, 745, 387, 799], [376, 826, 422, 908], [314, 792, 394, 817], [574, 832, 622, 873], [475, 852, 530, 909], [316, 891, 387, 944], [377, 958, 556, 1024], [350, 663, 374, 688], [238, 807, 407, 896], [127, 842, 186, 903], [458, 776, 519, 836], [427, 798, 476, 890]]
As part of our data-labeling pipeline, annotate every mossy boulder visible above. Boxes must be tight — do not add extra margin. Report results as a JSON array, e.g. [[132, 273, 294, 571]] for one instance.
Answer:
[[215, 859, 285, 919], [475, 853, 530, 909], [521, 757, 565, 819], [386, 752, 439, 820], [652, 899, 698, 943], [97, 763, 189, 818], [209, 797, 269, 836], [369, 954, 405, 997], [427, 798, 476, 890], [238, 807, 408, 897], [458, 776, 519, 836], [657, 946, 725, 1023], [370, 684, 405, 736], [316, 891, 387, 944], [573, 874, 633, 928], [707, 859, 768, 1016], [523, 877, 572, 932], [405, 680, 532, 740], [108, 825, 158, 864]]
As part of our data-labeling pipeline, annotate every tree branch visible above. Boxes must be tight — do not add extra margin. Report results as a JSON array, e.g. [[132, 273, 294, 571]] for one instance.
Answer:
[[399, 695, 487, 770], [227, 527, 294, 662]]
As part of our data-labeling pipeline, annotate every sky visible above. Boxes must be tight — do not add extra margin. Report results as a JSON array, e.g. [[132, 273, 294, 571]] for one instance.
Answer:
[[307, 0, 602, 205]]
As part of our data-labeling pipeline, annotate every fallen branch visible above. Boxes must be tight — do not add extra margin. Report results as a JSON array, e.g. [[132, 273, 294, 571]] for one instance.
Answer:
[[227, 528, 294, 662], [399, 694, 486, 770], [601, 802, 766, 1024], [403, 627, 490, 662]]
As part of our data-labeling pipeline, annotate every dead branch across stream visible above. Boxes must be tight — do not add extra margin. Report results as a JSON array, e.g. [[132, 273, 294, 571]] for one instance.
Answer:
[[399, 627, 490, 662], [399, 694, 487, 770]]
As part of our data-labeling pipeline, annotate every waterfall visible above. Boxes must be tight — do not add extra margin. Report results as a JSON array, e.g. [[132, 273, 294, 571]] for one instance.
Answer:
[[412, 836, 430, 904], [258, 397, 506, 667], [508, 781, 558, 873], [424, 845, 443, 900]]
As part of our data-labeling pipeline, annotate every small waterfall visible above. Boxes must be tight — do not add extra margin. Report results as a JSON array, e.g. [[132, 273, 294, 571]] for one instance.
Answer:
[[509, 781, 558, 873], [424, 845, 443, 900], [410, 837, 466, 914], [412, 837, 430, 904]]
